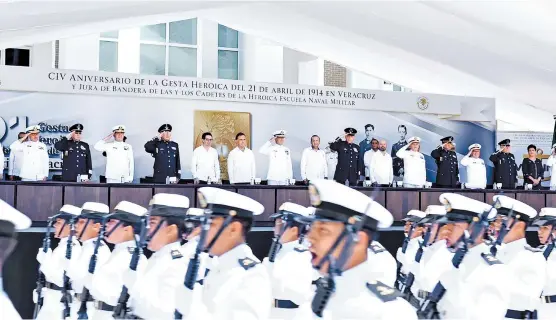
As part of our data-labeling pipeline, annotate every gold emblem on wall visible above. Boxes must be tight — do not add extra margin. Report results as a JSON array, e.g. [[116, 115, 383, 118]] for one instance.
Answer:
[[193, 110, 252, 181]]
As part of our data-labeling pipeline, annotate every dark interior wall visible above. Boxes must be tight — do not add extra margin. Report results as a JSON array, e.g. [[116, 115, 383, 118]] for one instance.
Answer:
[[3, 230, 540, 318]]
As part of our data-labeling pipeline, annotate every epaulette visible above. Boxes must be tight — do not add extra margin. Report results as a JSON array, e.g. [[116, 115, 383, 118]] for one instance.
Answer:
[[171, 250, 183, 260], [369, 244, 386, 254], [294, 247, 308, 253], [366, 280, 402, 302], [480, 253, 502, 266], [238, 257, 259, 270], [524, 245, 543, 253]]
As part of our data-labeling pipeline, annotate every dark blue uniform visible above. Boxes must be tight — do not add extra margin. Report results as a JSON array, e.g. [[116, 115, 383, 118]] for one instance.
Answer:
[[391, 140, 407, 177], [431, 147, 459, 188], [489, 151, 517, 189], [54, 138, 93, 182], [330, 139, 361, 186], [144, 138, 181, 183]]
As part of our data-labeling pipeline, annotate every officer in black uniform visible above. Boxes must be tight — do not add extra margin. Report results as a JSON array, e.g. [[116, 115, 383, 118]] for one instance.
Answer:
[[431, 136, 459, 188], [54, 123, 93, 182], [144, 124, 181, 184], [391, 125, 408, 179], [329, 127, 361, 186], [489, 138, 517, 189]]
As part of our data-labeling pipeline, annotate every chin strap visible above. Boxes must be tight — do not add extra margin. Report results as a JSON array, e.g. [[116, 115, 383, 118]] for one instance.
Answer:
[[204, 215, 234, 253]]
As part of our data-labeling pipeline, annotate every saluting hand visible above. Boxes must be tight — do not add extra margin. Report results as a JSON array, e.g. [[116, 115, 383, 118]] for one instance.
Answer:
[[103, 133, 113, 142]]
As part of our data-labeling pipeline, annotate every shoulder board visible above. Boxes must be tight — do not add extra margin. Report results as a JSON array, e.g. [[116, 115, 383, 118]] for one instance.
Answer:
[[366, 280, 402, 302], [294, 247, 308, 253], [127, 247, 135, 254], [238, 258, 259, 270], [480, 253, 502, 266], [369, 244, 386, 254], [524, 245, 543, 253], [171, 250, 183, 260]]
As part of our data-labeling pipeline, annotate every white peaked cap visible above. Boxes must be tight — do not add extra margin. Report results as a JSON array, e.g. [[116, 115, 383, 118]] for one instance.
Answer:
[[81, 202, 109, 214], [25, 125, 41, 133], [492, 195, 537, 221], [59, 204, 82, 216], [186, 208, 204, 216], [151, 193, 190, 208], [112, 125, 126, 132], [425, 205, 447, 216], [273, 129, 287, 137], [0, 199, 31, 230], [534, 208, 556, 226], [308, 179, 393, 229], [408, 136, 421, 144], [278, 202, 312, 217], [468, 143, 482, 151], [439, 193, 497, 221], [306, 207, 316, 216], [403, 210, 426, 222], [198, 187, 264, 217], [114, 201, 148, 217]]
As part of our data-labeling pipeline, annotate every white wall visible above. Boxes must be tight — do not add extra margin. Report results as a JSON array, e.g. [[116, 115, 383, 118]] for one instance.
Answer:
[[117, 28, 140, 73], [31, 42, 53, 68], [58, 35, 99, 71], [198, 18, 218, 78]]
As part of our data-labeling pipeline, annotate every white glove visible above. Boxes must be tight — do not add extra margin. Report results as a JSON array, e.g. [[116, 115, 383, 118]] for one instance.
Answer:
[[261, 257, 273, 275], [175, 282, 201, 316], [36, 248, 52, 264], [123, 269, 138, 289], [33, 288, 43, 304]]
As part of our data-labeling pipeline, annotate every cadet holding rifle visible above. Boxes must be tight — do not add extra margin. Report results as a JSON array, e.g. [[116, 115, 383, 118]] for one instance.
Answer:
[[88, 201, 148, 320], [33, 205, 82, 320]]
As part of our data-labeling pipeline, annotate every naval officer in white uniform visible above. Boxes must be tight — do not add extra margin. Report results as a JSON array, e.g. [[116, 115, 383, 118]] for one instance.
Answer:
[[259, 130, 293, 186], [460, 143, 487, 189], [94, 125, 134, 183], [9, 125, 49, 181]]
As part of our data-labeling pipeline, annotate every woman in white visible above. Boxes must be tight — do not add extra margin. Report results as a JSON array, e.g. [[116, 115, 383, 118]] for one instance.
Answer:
[[546, 143, 556, 189], [460, 143, 487, 189], [395, 136, 426, 188]]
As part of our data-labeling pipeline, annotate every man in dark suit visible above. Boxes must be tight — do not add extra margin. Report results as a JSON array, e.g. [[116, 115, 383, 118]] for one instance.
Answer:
[[144, 124, 181, 184], [489, 139, 517, 189], [431, 136, 459, 188], [330, 128, 361, 186], [54, 123, 92, 182]]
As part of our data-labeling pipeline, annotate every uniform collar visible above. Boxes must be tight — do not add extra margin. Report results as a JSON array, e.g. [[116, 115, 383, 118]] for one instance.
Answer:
[[503, 237, 527, 251], [115, 239, 136, 251], [335, 259, 372, 289], [82, 237, 97, 246], [152, 241, 181, 259], [279, 240, 298, 253], [217, 243, 253, 267]]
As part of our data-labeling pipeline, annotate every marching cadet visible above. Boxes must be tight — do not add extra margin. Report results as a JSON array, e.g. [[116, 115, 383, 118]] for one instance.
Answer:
[[396, 137, 427, 188], [264, 202, 314, 320], [175, 187, 272, 319], [227, 132, 256, 185], [8, 131, 26, 180], [9, 125, 49, 181], [533, 208, 556, 319], [460, 143, 487, 189], [259, 129, 293, 185], [489, 139, 517, 189], [491, 195, 546, 319], [396, 209, 425, 289], [306, 179, 417, 319], [0, 199, 31, 320], [126, 194, 192, 320], [431, 136, 459, 188], [88, 201, 148, 320], [192, 132, 221, 184], [329, 128, 361, 186], [144, 124, 182, 184], [94, 125, 134, 183], [34, 205, 82, 320], [408, 206, 453, 306], [65, 202, 111, 319], [300, 135, 328, 183], [429, 193, 510, 319], [54, 124, 93, 182]]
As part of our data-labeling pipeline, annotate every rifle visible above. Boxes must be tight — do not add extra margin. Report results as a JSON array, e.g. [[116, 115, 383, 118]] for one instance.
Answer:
[[33, 218, 53, 319], [268, 218, 291, 263], [175, 213, 211, 319], [113, 216, 148, 318], [311, 200, 370, 317], [490, 205, 514, 257], [77, 220, 106, 319], [61, 217, 76, 319], [401, 223, 433, 295]]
